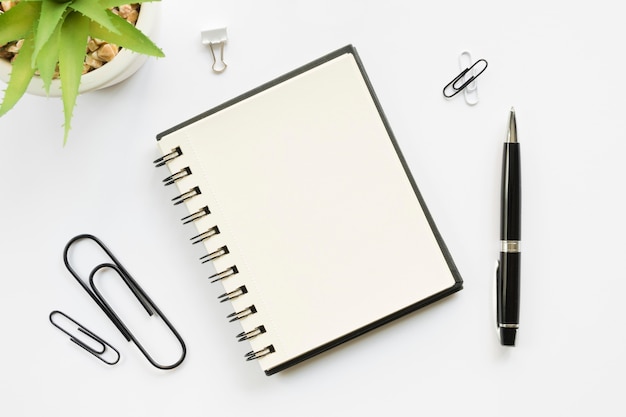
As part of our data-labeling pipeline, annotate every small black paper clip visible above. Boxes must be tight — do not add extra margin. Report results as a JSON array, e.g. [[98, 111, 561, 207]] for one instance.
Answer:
[[49, 310, 120, 365], [63, 234, 186, 370], [443, 58, 488, 98]]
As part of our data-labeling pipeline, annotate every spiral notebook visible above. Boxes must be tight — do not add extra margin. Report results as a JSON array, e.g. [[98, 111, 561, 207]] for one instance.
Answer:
[[154, 45, 463, 375]]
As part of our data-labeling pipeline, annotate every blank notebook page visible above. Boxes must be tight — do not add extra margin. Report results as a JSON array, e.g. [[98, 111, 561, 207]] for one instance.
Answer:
[[157, 49, 461, 375]]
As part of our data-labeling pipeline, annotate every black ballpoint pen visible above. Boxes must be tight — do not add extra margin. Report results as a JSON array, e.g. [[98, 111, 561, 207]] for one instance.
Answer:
[[497, 108, 521, 346]]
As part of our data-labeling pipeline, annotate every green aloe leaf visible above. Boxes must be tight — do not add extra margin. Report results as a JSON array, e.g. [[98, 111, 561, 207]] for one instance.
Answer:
[[0, 1, 41, 46], [70, 0, 120, 35], [0, 34, 37, 117], [32, 0, 68, 66], [89, 9, 164, 57], [35, 21, 62, 94], [58, 11, 90, 145]]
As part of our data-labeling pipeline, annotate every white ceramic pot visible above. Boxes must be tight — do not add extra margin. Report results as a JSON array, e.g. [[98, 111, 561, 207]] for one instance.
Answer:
[[0, 2, 160, 97]]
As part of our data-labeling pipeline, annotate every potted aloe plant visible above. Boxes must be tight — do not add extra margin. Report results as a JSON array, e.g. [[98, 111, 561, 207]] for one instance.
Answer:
[[0, 0, 164, 143]]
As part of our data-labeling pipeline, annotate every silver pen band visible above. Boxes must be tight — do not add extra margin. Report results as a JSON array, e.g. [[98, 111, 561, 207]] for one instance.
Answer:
[[499, 323, 519, 329], [500, 240, 521, 253]]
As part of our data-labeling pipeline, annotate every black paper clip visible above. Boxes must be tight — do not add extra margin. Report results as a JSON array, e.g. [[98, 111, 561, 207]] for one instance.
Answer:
[[49, 310, 120, 365], [443, 58, 488, 98], [63, 234, 186, 370]]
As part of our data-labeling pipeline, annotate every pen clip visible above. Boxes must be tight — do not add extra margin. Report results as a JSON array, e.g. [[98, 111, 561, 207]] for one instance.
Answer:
[[493, 260, 501, 336]]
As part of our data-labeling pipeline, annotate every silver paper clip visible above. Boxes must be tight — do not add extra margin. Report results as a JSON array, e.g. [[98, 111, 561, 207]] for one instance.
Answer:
[[458, 51, 480, 105], [201, 27, 228, 73], [443, 53, 488, 104]]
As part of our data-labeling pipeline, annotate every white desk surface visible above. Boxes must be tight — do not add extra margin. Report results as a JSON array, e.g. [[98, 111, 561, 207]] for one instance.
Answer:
[[2, 1, 624, 415]]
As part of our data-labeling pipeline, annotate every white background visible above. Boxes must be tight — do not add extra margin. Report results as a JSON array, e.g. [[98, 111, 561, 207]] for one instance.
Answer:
[[1, 0, 625, 415]]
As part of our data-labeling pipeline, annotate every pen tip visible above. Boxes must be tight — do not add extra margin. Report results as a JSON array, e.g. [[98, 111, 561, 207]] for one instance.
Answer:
[[507, 108, 518, 143]]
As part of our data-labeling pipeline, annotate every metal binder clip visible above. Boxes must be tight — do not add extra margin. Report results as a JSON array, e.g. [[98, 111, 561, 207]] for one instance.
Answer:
[[201, 27, 228, 73], [443, 54, 488, 102], [63, 234, 187, 370], [49, 310, 120, 365]]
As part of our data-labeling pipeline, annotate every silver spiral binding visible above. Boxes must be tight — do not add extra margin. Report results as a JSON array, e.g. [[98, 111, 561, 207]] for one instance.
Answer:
[[209, 265, 238, 283], [172, 186, 202, 205], [237, 325, 266, 341], [191, 226, 220, 245], [227, 305, 257, 322], [245, 345, 275, 361], [201, 246, 229, 263], [218, 285, 247, 303], [155, 147, 275, 363], [163, 167, 192, 186], [182, 206, 210, 224], [153, 147, 182, 167]]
